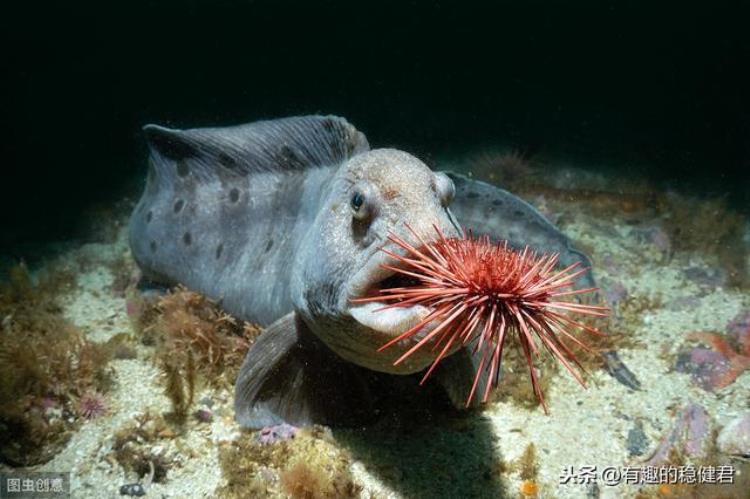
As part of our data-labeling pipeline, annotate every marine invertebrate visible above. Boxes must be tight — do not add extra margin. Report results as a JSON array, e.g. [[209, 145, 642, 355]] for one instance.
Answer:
[[193, 408, 213, 423], [77, 391, 108, 419], [127, 116, 602, 428], [0, 262, 114, 465], [470, 148, 539, 191], [354, 226, 607, 409], [256, 423, 298, 445]]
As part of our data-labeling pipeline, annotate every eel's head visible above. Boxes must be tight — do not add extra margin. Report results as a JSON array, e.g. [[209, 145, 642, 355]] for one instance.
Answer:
[[292, 148, 463, 374]]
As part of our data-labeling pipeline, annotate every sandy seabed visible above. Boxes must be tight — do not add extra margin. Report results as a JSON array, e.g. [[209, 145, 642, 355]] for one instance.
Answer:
[[2, 156, 749, 499]]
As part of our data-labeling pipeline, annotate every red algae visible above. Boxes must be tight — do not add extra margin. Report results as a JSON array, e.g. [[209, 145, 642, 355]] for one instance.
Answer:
[[680, 331, 750, 391]]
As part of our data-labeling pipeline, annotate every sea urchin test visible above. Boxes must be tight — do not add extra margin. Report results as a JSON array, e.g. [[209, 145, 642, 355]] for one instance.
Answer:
[[129, 115, 605, 428], [352, 226, 608, 410]]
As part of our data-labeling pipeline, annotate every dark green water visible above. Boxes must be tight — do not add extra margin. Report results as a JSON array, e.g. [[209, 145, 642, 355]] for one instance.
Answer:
[[2, 1, 748, 250]]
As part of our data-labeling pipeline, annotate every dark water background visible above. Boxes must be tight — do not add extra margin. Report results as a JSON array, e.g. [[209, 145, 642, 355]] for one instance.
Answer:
[[2, 1, 748, 251]]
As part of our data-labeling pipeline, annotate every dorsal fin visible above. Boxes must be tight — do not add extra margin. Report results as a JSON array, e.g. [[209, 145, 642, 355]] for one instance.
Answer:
[[143, 115, 369, 182]]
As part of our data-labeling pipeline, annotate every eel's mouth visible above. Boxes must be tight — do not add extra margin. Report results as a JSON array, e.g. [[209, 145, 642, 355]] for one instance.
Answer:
[[347, 249, 434, 338]]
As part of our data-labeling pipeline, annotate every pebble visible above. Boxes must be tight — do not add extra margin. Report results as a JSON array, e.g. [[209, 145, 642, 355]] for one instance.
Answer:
[[717, 412, 750, 458], [626, 421, 649, 457]]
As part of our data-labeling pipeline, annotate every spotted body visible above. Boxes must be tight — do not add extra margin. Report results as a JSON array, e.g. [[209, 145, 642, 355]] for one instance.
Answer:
[[129, 115, 603, 428]]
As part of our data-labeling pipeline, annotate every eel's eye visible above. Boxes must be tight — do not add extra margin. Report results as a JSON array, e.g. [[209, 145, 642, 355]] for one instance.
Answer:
[[351, 191, 365, 214], [349, 183, 378, 225]]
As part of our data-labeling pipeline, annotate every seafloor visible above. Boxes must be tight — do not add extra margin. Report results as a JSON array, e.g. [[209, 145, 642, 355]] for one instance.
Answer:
[[1, 151, 749, 498]]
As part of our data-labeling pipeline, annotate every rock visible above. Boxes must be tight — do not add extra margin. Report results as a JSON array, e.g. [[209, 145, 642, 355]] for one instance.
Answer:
[[626, 421, 649, 457], [717, 413, 750, 458]]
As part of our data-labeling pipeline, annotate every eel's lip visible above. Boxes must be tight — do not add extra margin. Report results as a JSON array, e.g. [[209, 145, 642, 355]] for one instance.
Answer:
[[349, 301, 433, 338], [347, 245, 434, 338]]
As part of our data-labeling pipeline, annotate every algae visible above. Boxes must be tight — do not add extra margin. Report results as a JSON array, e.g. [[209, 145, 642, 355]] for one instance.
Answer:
[[218, 426, 361, 499], [109, 412, 179, 483], [129, 286, 261, 422], [0, 263, 115, 465]]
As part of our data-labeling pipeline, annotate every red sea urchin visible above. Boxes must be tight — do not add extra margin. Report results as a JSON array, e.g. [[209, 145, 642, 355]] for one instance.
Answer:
[[352, 226, 609, 410]]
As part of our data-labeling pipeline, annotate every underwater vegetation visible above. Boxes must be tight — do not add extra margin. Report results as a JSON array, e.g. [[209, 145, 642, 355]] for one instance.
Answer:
[[106, 411, 199, 486], [219, 426, 361, 498], [0, 263, 116, 466], [129, 286, 261, 423], [0, 144, 744, 496], [109, 411, 180, 485], [514, 443, 539, 498]]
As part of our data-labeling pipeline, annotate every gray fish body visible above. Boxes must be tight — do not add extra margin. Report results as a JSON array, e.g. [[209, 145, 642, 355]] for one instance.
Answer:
[[130, 117, 365, 326], [129, 115, 601, 428], [446, 173, 596, 289], [131, 159, 333, 326]]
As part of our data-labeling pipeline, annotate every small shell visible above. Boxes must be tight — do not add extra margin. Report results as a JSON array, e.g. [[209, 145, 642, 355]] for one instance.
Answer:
[[716, 412, 750, 458]]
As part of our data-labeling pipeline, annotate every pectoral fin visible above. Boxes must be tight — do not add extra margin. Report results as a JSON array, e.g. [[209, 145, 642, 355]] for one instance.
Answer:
[[234, 312, 375, 428]]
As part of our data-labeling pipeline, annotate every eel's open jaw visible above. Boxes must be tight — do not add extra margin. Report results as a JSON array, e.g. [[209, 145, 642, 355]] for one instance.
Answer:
[[347, 249, 434, 337]]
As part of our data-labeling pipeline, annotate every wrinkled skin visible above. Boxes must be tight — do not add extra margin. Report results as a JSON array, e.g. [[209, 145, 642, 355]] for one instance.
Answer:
[[291, 149, 462, 373]]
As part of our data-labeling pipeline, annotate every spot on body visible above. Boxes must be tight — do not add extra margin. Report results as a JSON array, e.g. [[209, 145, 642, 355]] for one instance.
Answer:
[[150, 241, 157, 252], [183, 232, 192, 246], [146, 211, 153, 223], [176, 161, 190, 178], [218, 153, 236, 169], [383, 189, 398, 201], [278, 145, 299, 167], [229, 188, 240, 203], [265, 239, 274, 253], [215, 243, 223, 259], [174, 199, 185, 213]]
